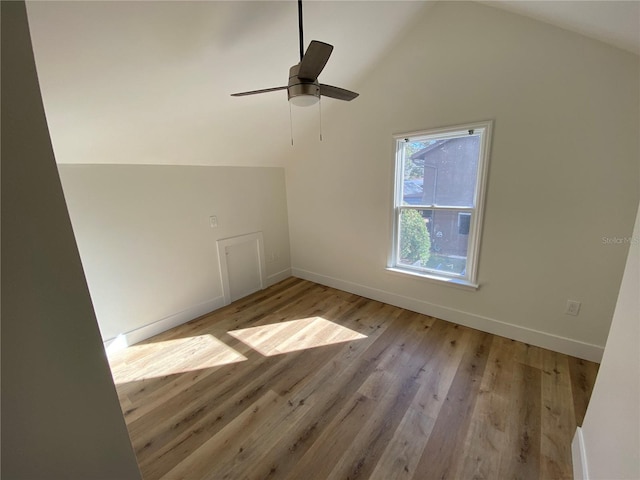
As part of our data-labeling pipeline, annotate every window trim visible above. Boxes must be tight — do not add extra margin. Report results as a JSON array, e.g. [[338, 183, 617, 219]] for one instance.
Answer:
[[387, 120, 493, 289]]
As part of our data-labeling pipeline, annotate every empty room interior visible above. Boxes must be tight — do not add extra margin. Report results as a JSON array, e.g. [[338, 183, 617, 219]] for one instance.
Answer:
[[2, 1, 639, 479]]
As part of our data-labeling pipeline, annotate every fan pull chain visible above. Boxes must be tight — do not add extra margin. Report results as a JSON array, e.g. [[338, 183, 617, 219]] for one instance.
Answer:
[[319, 96, 323, 142], [289, 101, 294, 146]]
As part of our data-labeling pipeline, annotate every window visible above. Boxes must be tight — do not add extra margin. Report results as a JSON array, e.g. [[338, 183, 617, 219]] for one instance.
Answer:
[[458, 213, 471, 235], [388, 121, 492, 287]]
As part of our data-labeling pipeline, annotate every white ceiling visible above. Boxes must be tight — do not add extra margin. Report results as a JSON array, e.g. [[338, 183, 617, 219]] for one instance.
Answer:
[[483, 0, 640, 56], [26, 1, 639, 168]]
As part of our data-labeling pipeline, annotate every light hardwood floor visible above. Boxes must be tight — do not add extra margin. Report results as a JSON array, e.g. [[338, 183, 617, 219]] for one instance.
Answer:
[[108, 277, 599, 480]]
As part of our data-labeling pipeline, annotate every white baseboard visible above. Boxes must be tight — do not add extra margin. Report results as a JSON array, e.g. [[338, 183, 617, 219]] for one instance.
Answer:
[[266, 268, 291, 287], [572, 427, 589, 480], [103, 271, 292, 354], [292, 268, 604, 363], [104, 296, 225, 353]]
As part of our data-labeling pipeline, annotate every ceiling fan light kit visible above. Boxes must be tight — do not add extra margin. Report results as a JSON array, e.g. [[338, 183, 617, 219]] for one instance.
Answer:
[[288, 64, 320, 107]]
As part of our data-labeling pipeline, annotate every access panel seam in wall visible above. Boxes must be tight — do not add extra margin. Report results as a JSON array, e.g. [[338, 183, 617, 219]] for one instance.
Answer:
[[217, 232, 267, 305]]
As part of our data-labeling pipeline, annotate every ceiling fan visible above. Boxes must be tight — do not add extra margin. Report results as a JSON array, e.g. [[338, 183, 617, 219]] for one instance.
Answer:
[[231, 0, 359, 106]]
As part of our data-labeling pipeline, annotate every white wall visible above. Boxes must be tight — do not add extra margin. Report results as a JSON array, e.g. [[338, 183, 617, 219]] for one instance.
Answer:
[[286, 1, 639, 361], [58, 165, 290, 343], [1, 2, 141, 477], [574, 203, 639, 479]]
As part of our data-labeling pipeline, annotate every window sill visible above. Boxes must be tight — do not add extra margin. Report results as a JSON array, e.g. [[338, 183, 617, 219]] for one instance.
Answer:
[[385, 267, 479, 291]]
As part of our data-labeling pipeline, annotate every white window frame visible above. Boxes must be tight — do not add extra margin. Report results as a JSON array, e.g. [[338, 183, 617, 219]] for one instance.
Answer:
[[387, 120, 493, 289]]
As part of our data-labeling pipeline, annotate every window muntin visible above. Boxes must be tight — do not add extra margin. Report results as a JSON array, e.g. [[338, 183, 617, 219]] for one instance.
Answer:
[[390, 121, 492, 286]]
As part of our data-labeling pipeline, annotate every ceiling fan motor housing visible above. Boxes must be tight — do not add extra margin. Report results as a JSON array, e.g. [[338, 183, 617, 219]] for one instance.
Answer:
[[287, 64, 320, 102]]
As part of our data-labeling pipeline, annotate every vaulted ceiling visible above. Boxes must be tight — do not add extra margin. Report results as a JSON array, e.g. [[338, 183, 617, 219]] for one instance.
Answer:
[[26, 1, 639, 168]]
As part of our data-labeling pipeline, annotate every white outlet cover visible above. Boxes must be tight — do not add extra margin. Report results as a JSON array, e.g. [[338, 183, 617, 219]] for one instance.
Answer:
[[565, 300, 581, 316]]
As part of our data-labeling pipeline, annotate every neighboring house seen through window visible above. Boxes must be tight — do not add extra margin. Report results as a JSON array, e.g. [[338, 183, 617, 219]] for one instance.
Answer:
[[388, 121, 492, 288]]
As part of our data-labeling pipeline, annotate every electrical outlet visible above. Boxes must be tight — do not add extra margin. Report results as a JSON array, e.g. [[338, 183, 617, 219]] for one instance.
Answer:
[[209, 216, 218, 228], [565, 300, 581, 316]]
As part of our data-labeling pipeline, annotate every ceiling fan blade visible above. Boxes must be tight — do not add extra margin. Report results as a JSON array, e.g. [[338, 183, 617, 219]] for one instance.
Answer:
[[319, 84, 359, 101], [298, 41, 333, 80], [231, 86, 287, 97]]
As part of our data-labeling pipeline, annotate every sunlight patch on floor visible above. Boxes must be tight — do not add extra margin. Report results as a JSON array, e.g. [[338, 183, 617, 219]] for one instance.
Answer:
[[108, 334, 247, 384], [228, 317, 367, 356]]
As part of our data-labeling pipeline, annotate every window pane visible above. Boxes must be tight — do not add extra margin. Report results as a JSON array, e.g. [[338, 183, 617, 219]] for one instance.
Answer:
[[402, 135, 480, 207], [398, 208, 471, 276], [398, 208, 432, 268]]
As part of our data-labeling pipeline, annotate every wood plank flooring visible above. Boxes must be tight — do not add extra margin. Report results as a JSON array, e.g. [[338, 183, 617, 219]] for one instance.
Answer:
[[108, 278, 599, 480]]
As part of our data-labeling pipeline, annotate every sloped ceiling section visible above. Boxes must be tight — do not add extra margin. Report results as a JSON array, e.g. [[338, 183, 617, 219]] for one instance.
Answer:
[[483, 0, 640, 56], [27, 1, 639, 168], [26, 0, 430, 167]]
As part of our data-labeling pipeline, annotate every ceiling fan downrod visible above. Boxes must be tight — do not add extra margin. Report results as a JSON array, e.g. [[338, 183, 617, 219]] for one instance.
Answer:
[[298, 0, 304, 62]]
